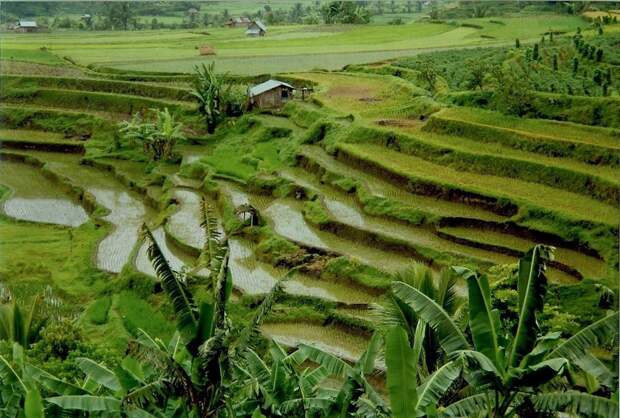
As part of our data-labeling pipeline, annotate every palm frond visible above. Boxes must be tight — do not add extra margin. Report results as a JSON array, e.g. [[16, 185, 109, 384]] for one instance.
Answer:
[[532, 390, 618, 418], [441, 393, 492, 417], [415, 360, 461, 411], [142, 225, 198, 339], [391, 281, 469, 355], [547, 312, 619, 361], [200, 198, 223, 269], [46, 395, 122, 412]]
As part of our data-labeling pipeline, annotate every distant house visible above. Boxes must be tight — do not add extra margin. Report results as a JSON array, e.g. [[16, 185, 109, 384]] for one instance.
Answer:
[[15, 20, 38, 33], [245, 20, 266, 37], [248, 79, 294, 109], [225, 17, 251, 28]]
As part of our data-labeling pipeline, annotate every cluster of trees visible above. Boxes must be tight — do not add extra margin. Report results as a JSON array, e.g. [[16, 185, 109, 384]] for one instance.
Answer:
[[3, 0, 437, 31], [0, 204, 618, 417]]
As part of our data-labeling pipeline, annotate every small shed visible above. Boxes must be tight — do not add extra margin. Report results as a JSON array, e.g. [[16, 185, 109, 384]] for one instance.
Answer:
[[248, 79, 294, 109], [246, 20, 266, 37], [199, 44, 216, 55], [15, 20, 38, 32], [226, 17, 251, 28]]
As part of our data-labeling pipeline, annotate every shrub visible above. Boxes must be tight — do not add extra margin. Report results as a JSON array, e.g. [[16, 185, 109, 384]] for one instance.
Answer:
[[85, 296, 111, 325]]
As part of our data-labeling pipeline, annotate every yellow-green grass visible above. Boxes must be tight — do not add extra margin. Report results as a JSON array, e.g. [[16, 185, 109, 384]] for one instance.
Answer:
[[1, 88, 192, 116], [439, 107, 620, 150], [299, 145, 506, 222], [1, 74, 193, 101], [337, 142, 620, 226], [0, 104, 127, 124], [0, 128, 67, 143], [439, 226, 609, 280], [0, 60, 85, 77], [393, 124, 620, 186], [0, 15, 584, 74], [0, 48, 65, 65], [291, 71, 421, 120], [0, 216, 109, 300]]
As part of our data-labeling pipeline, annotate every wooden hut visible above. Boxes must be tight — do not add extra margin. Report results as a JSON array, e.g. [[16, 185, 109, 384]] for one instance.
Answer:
[[199, 44, 216, 55], [248, 80, 294, 109], [15, 20, 38, 32], [245, 20, 266, 37], [225, 17, 251, 28]]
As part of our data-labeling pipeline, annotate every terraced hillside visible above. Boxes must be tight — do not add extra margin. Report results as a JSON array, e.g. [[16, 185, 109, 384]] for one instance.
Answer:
[[1, 50, 617, 368]]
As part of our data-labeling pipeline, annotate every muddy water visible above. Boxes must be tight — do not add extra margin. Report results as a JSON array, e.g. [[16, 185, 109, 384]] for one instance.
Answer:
[[167, 188, 205, 251], [220, 183, 375, 302], [135, 227, 196, 277], [29, 152, 152, 273], [300, 145, 505, 222], [176, 144, 208, 166], [261, 322, 370, 364], [0, 159, 88, 227], [441, 226, 609, 280], [229, 237, 374, 303]]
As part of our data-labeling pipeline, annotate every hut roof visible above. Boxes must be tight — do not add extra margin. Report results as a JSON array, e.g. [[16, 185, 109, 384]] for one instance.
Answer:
[[252, 20, 267, 31], [18, 20, 38, 28], [249, 79, 294, 97]]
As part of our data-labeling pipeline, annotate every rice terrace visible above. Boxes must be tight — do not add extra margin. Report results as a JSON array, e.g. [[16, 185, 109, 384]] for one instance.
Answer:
[[0, 0, 619, 416]]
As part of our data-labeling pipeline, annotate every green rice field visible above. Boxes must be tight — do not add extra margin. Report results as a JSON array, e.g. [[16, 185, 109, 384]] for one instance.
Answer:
[[0, 3, 618, 415]]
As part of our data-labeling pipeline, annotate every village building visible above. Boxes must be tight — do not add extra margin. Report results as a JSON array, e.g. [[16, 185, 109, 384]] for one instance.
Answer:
[[14, 20, 39, 32], [248, 79, 294, 109], [245, 20, 267, 37], [225, 17, 251, 28]]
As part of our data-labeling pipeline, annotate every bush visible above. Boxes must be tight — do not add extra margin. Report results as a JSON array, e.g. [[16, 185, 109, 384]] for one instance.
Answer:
[[116, 291, 175, 340], [85, 296, 112, 325]]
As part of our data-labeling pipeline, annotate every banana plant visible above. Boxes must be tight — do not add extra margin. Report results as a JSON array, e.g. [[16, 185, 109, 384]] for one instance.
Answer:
[[233, 341, 333, 417], [286, 333, 390, 417], [384, 326, 461, 418], [45, 353, 166, 417], [391, 245, 619, 417], [192, 63, 224, 133], [372, 264, 463, 381], [0, 343, 45, 418]]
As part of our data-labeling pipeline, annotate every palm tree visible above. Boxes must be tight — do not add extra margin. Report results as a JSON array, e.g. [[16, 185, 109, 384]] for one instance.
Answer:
[[390, 245, 619, 417], [372, 263, 463, 380]]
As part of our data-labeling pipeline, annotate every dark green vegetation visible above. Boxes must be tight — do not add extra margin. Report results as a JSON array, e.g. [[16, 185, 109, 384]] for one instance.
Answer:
[[0, 2, 619, 417]]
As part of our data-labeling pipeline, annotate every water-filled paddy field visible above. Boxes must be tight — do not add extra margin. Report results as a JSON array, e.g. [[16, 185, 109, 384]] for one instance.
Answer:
[[0, 158, 88, 227]]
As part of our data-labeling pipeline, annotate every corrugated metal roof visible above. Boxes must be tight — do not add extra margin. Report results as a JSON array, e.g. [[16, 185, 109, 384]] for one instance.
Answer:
[[249, 79, 294, 97], [18, 20, 38, 27]]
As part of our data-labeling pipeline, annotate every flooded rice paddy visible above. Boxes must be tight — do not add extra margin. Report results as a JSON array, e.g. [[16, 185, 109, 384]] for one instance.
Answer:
[[229, 237, 374, 303], [167, 188, 205, 251], [281, 163, 584, 283], [24, 152, 152, 273], [135, 227, 196, 277], [261, 322, 370, 364], [263, 198, 418, 273], [0, 159, 88, 227]]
